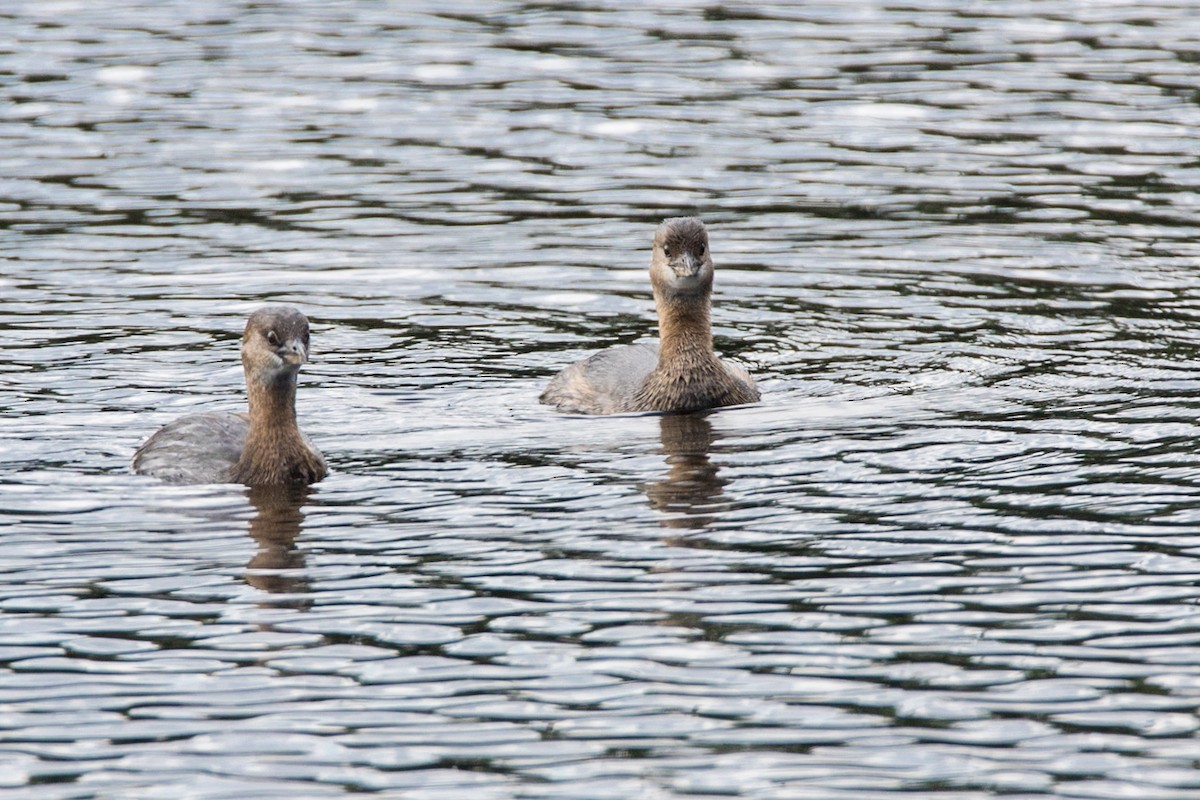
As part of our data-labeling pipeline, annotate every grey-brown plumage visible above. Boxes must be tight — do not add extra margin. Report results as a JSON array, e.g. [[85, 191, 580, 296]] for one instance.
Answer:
[[132, 306, 327, 486], [541, 217, 759, 415]]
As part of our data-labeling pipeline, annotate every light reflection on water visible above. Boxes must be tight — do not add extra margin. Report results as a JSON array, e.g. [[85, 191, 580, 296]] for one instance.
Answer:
[[4, 1, 1200, 797]]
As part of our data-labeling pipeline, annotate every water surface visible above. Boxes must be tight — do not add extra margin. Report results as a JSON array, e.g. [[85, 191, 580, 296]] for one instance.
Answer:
[[4, 2, 1200, 798]]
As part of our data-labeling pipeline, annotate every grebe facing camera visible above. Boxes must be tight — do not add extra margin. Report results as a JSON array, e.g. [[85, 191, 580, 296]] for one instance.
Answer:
[[541, 217, 759, 415]]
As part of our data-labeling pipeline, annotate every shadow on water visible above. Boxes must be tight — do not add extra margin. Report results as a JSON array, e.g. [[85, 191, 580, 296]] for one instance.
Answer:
[[243, 484, 312, 604], [643, 413, 730, 531]]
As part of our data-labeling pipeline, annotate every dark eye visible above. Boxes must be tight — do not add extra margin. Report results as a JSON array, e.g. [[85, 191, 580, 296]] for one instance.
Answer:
[[663, 244, 671, 257], [266, 330, 279, 345], [698, 243, 706, 256]]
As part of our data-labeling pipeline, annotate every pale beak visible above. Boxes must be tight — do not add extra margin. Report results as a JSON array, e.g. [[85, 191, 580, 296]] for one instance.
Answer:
[[280, 338, 307, 366], [676, 252, 699, 277]]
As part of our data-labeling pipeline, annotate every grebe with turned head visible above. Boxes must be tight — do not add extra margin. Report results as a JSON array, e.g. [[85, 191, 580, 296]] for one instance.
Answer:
[[132, 306, 327, 486]]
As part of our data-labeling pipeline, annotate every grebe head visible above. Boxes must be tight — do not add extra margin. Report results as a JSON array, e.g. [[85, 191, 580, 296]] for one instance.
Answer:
[[242, 305, 311, 384], [650, 216, 713, 298]]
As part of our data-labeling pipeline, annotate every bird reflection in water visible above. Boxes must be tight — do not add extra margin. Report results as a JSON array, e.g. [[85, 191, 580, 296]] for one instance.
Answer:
[[244, 484, 312, 605], [643, 412, 730, 531]]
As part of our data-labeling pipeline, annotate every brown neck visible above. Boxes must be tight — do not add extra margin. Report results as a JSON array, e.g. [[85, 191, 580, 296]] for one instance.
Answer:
[[229, 366, 325, 485], [245, 370, 300, 440], [655, 288, 716, 368]]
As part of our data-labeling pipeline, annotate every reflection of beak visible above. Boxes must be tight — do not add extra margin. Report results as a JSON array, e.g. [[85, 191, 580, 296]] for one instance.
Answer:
[[676, 253, 699, 277], [280, 338, 307, 367]]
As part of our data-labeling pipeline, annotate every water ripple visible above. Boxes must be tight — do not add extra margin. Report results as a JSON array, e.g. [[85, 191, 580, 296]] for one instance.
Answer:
[[5, 1, 1200, 798]]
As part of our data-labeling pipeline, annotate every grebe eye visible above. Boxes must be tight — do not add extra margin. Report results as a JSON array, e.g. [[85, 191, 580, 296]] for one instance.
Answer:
[[698, 243, 706, 255], [663, 245, 671, 257], [266, 330, 279, 345]]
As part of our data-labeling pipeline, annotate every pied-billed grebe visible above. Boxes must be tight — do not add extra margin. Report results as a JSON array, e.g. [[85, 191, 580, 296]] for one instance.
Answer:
[[132, 306, 327, 486], [541, 217, 759, 415]]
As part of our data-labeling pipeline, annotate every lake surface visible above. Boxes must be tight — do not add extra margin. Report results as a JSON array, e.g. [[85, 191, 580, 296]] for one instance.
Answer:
[[4, 1, 1200, 797]]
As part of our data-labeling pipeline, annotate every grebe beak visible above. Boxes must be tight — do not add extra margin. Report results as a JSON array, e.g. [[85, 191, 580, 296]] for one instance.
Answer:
[[280, 338, 308, 366], [676, 252, 700, 278]]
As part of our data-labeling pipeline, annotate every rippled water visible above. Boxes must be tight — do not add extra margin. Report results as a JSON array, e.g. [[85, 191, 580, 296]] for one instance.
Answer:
[[5, 1, 1200, 798]]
